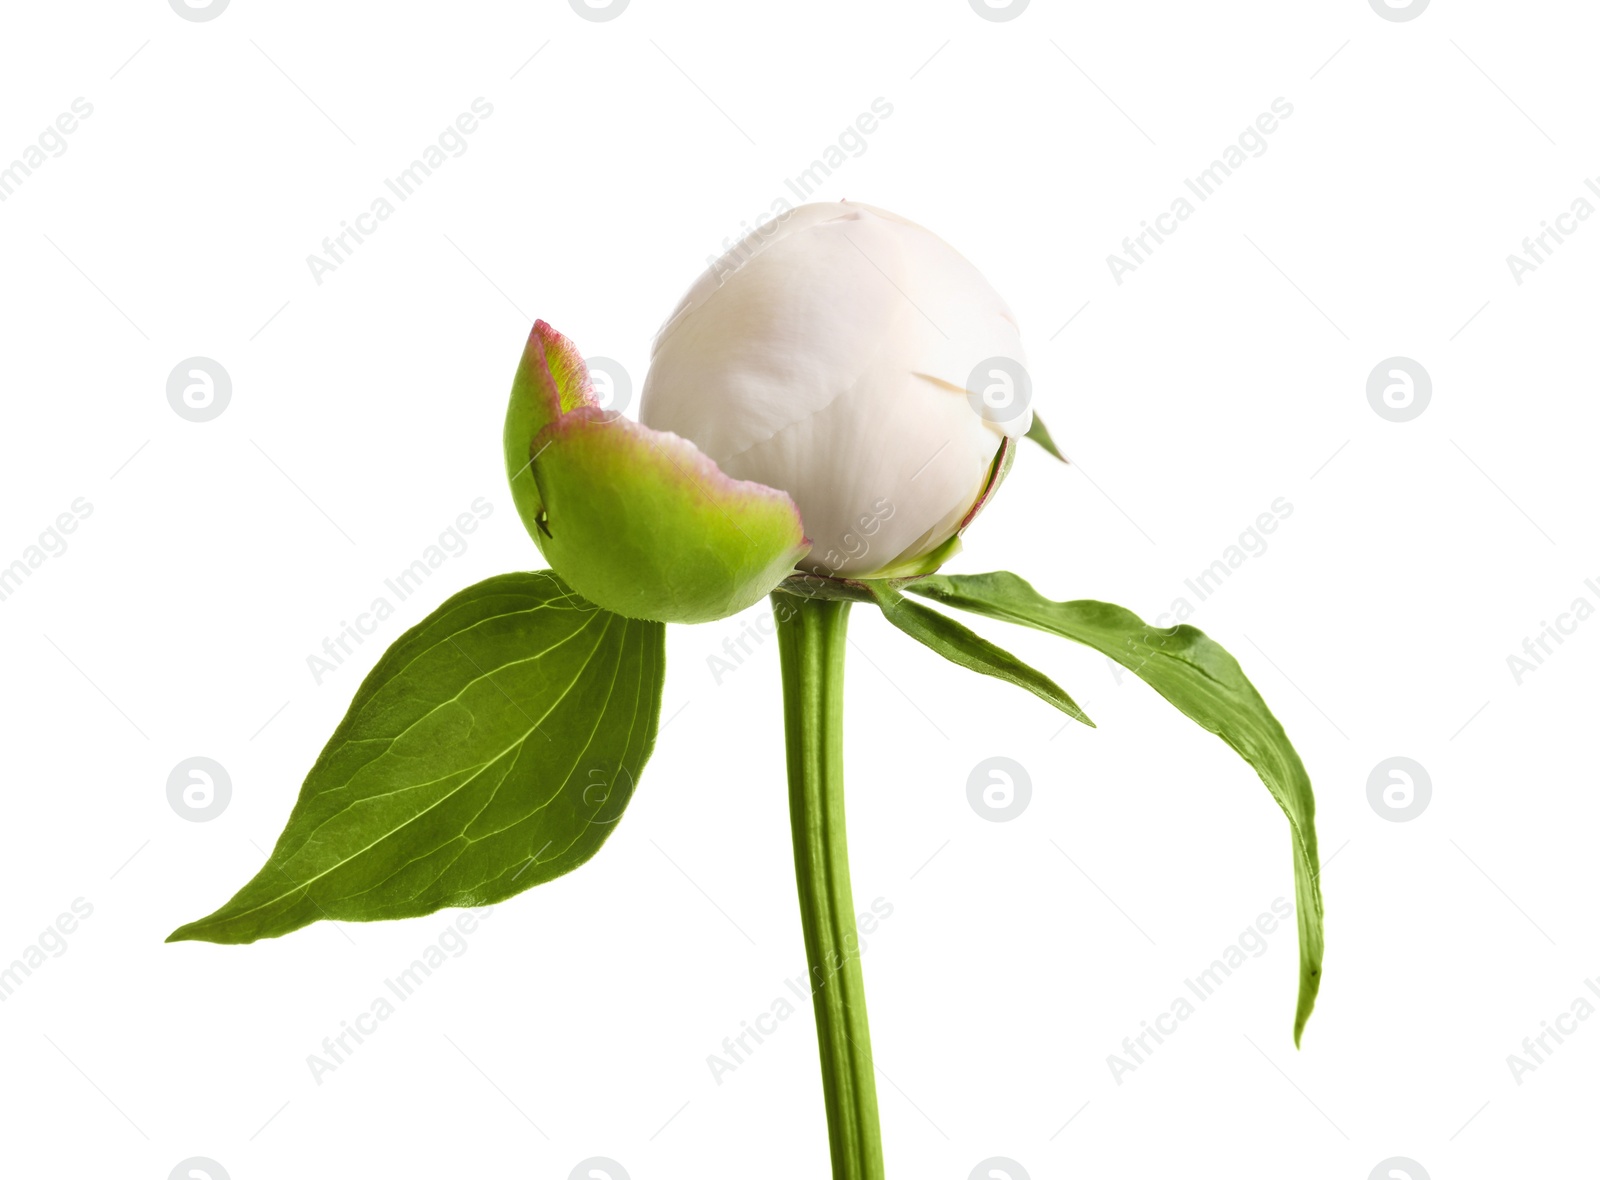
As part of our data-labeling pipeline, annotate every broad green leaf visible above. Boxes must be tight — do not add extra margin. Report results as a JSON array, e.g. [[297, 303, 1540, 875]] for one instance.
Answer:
[[1024, 413, 1067, 462], [864, 581, 1093, 728], [169, 571, 664, 945], [907, 571, 1324, 1045]]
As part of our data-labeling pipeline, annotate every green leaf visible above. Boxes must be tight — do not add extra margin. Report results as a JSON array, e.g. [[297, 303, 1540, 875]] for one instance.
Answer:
[[907, 571, 1324, 1045], [864, 581, 1093, 728], [1024, 413, 1066, 462], [169, 572, 665, 945]]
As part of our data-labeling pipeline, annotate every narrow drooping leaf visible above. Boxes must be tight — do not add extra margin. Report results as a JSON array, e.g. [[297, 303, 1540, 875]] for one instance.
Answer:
[[907, 571, 1324, 1045], [864, 581, 1093, 728], [1024, 413, 1066, 462], [169, 572, 665, 945]]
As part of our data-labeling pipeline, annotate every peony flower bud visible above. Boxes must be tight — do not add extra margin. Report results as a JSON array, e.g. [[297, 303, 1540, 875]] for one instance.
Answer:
[[641, 200, 1030, 579], [505, 202, 1033, 624]]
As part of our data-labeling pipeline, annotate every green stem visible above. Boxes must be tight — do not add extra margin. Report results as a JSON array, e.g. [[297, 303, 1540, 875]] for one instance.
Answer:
[[772, 592, 884, 1180]]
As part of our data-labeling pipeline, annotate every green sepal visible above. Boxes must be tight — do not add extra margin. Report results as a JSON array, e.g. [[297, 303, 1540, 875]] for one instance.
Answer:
[[863, 580, 1093, 727], [505, 321, 810, 624], [1024, 413, 1066, 462]]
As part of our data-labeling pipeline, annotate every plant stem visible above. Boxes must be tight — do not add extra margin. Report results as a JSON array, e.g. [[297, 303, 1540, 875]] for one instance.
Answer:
[[772, 593, 884, 1180]]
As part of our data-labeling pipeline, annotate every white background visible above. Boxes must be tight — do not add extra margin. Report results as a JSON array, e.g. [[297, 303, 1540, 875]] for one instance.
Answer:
[[1, 1, 1595, 1177]]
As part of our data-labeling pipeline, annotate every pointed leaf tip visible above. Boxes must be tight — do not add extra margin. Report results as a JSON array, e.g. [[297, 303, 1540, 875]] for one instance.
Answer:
[[1024, 413, 1067, 463]]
